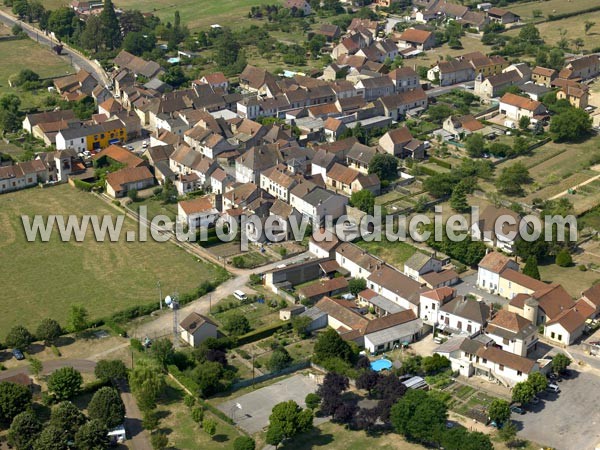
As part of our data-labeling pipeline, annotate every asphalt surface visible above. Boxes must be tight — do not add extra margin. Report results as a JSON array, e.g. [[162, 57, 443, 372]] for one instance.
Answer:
[[0, 358, 96, 380], [0, 10, 110, 87]]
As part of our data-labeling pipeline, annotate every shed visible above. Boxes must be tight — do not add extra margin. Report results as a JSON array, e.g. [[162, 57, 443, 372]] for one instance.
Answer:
[[280, 305, 306, 321]]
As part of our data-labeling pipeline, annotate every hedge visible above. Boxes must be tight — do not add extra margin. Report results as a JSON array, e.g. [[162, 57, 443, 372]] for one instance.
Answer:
[[416, 165, 441, 177], [547, 5, 600, 21], [429, 157, 452, 169], [235, 322, 292, 346], [73, 179, 94, 192]]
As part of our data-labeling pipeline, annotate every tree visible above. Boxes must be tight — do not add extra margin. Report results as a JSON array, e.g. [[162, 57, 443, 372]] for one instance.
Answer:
[[33, 425, 66, 450], [12, 0, 29, 19], [550, 107, 592, 142], [5, 325, 33, 350], [523, 256, 541, 280], [150, 338, 174, 368], [368, 153, 398, 181], [348, 278, 367, 296], [442, 428, 493, 450], [234, 436, 256, 450], [267, 348, 292, 372], [35, 318, 61, 345], [224, 314, 251, 336], [291, 316, 312, 338], [203, 417, 217, 437], [94, 359, 128, 381], [308, 34, 326, 57], [8, 410, 42, 449], [150, 432, 169, 450], [160, 65, 187, 88], [450, 182, 469, 213], [47, 367, 82, 401], [552, 353, 571, 373], [29, 358, 43, 377], [88, 387, 125, 429], [518, 116, 530, 131], [488, 399, 511, 424], [0, 382, 32, 424], [129, 359, 167, 409], [68, 305, 88, 333], [421, 354, 450, 375], [519, 24, 542, 44], [0, 93, 21, 133], [390, 389, 447, 445], [304, 393, 321, 410], [350, 190, 375, 214], [555, 248, 573, 267], [267, 400, 313, 446], [423, 172, 456, 198], [318, 372, 349, 416], [46, 7, 76, 39], [191, 405, 204, 423], [80, 14, 102, 52], [465, 133, 485, 158], [585, 20, 596, 35], [498, 420, 518, 444], [119, 9, 145, 33], [142, 408, 159, 432], [99, 0, 121, 49], [512, 381, 535, 404], [496, 162, 531, 196], [527, 372, 548, 394], [313, 328, 354, 363], [194, 360, 225, 398], [547, 48, 565, 71], [356, 369, 379, 396], [50, 401, 86, 441], [214, 31, 241, 68], [123, 31, 156, 56], [74, 420, 109, 450]]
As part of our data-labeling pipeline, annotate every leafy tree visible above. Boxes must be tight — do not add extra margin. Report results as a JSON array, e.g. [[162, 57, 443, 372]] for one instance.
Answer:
[[423, 172, 455, 198], [47, 367, 82, 400], [265, 421, 285, 447], [267, 348, 292, 372], [450, 182, 469, 213], [80, 14, 103, 52], [348, 278, 367, 296], [151, 432, 169, 449], [304, 393, 321, 410], [552, 353, 571, 373], [12, 0, 28, 18], [291, 316, 312, 338], [488, 399, 511, 424], [5, 325, 33, 350], [160, 65, 187, 88], [585, 20, 596, 35], [550, 107, 592, 142], [142, 408, 159, 432], [266, 400, 313, 447], [88, 387, 125, 429], [150, 338, 174, 368], [191, 406, 204, 423], [519, 24, 542, 44], [50, 401, 86, 441], [29, 358, 43, 377], [350, 190, 375, 214], [203, 417, 217, 437], [74, 419, 109, 450], [313, 328, 354, 363], [421, 354, 450, 375], [0, 93, 22, 133], [8, 410, 42, 449], [99, 0, 122, 49], [442, 428, 493, 450], [356, 369, 379, 395], [224, 314, 251, 336], [522, 256, 541, 280], [390, 389, 447, 445], [123, 31, 156, 56], [369, 153, 398, 181], [547, 48, 565, 71], [498, 420, 518, 444], [496, 162, 531, 196], [308, 34, 326, 57], [234, 436, 256, 450], [94, 359, 128, 381], [0, 382, 32, 424], [47, 7, 76, 39], [555, 248, 572, 267], [318, 372, 349, 416], [33, 425, 66, 450], [35, 318, 61, 345], [119, 9, 145, 33], [68, 305, 88, 333], [512, 381, 535, 404], [465, 133, 485, 158], [527, 372, 548, 394], [332, 400, 357, 424], [129, 359, 166, 408], [194, 360, 226, 398]]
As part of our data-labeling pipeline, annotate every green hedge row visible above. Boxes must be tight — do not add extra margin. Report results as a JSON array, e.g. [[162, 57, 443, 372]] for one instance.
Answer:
[[73, 179, 94, 192], [547, 5, 600, 21], [236, 322, 292, 346], [416, 165, 441, 177], [428, 157, 452, 169]]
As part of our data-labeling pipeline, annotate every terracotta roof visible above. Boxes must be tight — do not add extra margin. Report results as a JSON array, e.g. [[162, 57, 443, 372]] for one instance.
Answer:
[[180, 312, 218, 333], [582, 283, 600, 307], [532, 284, 575, 320], [500, 92, 543, 111], [93, 145, 145, 168], [106, 166, 153, 191], [532, 66, 556, 77], [478, 251, 514, 273], [421, 286, 455, 302], [367, 265, 422, 304], [299, 277, 349, 299], [459, 115, 484, 132], [487, 7, 513, 17], [310, 228, 340, 252], [336, 242, 381, 271], [500, 269, 547, 292], [315, 296, 368, 330], [422, 269, 459, 287], [398, 28, 433, 44], [323, 117, 345, 132], [476, 346, 535, 374], [488, 309, 532, 333], [327, 163, 360, 185], [359, 288, 378, 300], [384, 126, 413, 144], [178, 196, 216, 215], [546, 307, 587, 333], [319, 260, 340, 274], [574, 298, 596, 320], [438, 59, 474, 74], [508, 293, 532, 310], [201, 72, 228, 85]]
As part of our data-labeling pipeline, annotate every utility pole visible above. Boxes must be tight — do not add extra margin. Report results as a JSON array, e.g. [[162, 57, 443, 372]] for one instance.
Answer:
[[209, 292, 212, 313], [157, 280, 162, 310]]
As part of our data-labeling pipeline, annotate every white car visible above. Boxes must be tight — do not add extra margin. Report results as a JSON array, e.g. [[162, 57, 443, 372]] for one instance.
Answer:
[[233, 290, 247, 301]]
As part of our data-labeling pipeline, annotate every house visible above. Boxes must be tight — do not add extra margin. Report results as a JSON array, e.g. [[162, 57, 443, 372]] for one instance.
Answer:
[[458, 10, 488, 31], [113, 50, 163, 79], [474, 71, 523, 100], [378, 127, 425, 159], [367, 264, 423, 315], [461, 52, 508, 77], [177, 196, 220, 229], [486, 7, 519, 24], [105, 166, 154, 198], [335, 242, 381, 278], [280, 305, 306, 321], [55, 120, 127, 152], [579, 284, 600, 319], [419, 287, 456, 325], [438, 296, 490, 335], [311, 149, 338, 181], [497, 268, 547, 300], [471, 205, 527, 254], [474, 345, 537, 387], [345, 142, 376, 174], [557, 84, 589, 109], [323, 117, 347, 142], [503, 63, 532, 82], [93, 144, 146, 169], [485, 310, 538, 356], [404, 252, 443, 281], [422, 269, 460, 289], [179, 312, 218, 347], [508, 284, 575, 325], [53, 69, 97, 100], [0, 160, 48, 194], [396, 28, 436, 51], [23, 110, 76, 134], [290, 186, 348, 224], [355, 77, 395, 102], [376, 88, 428, 121], [308, 229, 340, 258], [519, 82, 550, 102], [532, 66, 557, 87], [284, 0, 312, 15], [315, 24, 341, 41], [239, 65, 279, 94], [325, 163, 381, 196], [358, 288, 407, 316], [196, 72, 229, 91], [36, 149, 81, 182], [259, 165, 298, 202], [235, 144, 281, 183], [210, 167, 233, 194], [388, 67, 420, 92], [476, 251, 519, 294], [442, 115, 484, 140], [299, 277, 349, 302], [544, 307, 587, 346], [558, 55, 600, 81], [427, 59, 475, 86]]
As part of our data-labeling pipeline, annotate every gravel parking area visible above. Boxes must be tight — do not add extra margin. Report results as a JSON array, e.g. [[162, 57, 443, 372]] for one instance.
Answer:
[[515, 370, 600, 450]]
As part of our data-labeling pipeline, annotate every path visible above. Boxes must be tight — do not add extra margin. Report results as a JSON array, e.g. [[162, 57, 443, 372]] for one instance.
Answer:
[[549, 167, 600, 200], [114, 379, 152, 450], [0, 10, 110, 87], [0, 358, 96, 380]]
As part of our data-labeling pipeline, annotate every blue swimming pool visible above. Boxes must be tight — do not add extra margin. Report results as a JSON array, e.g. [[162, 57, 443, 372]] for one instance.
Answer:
[[370, 358, 393, 372]]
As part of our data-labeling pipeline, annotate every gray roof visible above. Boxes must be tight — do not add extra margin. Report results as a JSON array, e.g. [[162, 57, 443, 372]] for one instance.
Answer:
[[303, 187, 337, 207], [440, 296, 490, 325], [520, 82, 550, 96], [404, 252, 432, 271], [365, 319, 422, 346], [300, 306, 327, 321], [368, 295, 406, 314]]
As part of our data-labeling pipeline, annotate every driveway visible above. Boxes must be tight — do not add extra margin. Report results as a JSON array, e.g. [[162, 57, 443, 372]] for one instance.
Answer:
[[0, 359, 96, 381], [453, 273, 510, 307], [114, 379, 152, 450], [515, 369, 600, 450]]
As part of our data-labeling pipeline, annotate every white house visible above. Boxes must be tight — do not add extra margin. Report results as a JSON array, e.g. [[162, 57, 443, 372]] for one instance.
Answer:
[[499, 92, 547, 122], [543, 307, 587, 346], [404, 252, 443, 281], [476, 251, 519, 294], [290, 186, 348, 225], [484, 310, 538, 357], [179, 312, 218, 347], [335, 242, 381, 279], [419, 287, 456, 325], [177, 196, 220, 229], [471, 205, 526, 254], [366, 264, 423, 315], [438, 296, 490, 336]]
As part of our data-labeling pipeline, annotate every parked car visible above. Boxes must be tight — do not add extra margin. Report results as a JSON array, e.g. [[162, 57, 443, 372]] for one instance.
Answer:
[[547, 383, 561, 393], [530, 396, 540, 404], [510, 405, 525, 415], [12, 349, 24, 360], [548, 372, 563, 382], [233, 290, 247, 301]]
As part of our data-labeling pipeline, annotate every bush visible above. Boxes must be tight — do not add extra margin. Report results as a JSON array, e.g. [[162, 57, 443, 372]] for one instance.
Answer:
[[556, 249, 573, 267], [130, 338, 144, 353], [191, 406, 204, 423], [578, 264, 588, 271], [234, 436, 256, 450], [51, 345, 61, 357]]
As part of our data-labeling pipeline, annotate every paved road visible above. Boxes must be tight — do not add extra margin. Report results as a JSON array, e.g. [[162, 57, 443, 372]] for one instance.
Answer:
[[452, 272, 510, 306], [426, 81, 475, 98], [0, 358, 96, 381], [115, 379, 152, 450], [0, 10, 110, 87]]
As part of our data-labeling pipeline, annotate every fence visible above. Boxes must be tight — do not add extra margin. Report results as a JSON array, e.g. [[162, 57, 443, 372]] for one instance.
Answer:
[[230, 360, 311, 390]]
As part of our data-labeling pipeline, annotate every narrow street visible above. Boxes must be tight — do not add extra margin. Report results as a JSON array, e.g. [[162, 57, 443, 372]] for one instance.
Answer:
[[115, 379, 152, 450]]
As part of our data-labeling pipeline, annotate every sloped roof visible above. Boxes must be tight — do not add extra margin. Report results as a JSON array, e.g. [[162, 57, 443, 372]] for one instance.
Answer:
[[398, 28, 433, 44], [367, 265, 423, 303], [421, 286, 455, 302], [299, 277, 349, 299], [500, 92, 543, 111], [178, 196, 216, 215], [441, 296, 490, 324], [106, 166, 153, 191], [478, 251, 514, 274], [476, 346, 535, 373], [93, 144, 145, 168], [180, 312, 218, 333], [315, 296, 368, 330]]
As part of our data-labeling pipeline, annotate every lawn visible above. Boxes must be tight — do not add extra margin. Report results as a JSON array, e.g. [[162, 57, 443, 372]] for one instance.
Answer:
[[128, 196, 179, 222], [510, 0, 600, 22], [0, 184, 227, 338], [538, 262, 600, 297], [211, 297, 282, 330], [355, 238, 418, 270], [157, 378, 243, 450], [0, 37, 72, 99]]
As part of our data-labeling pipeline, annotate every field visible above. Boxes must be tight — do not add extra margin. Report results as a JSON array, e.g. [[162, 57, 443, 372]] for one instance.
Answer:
[[0, 185, 226, 338], [510, 0, 600, 22], [539, 261, 600, 297], [355, 239, 418, 270], [506, 10, 600, 51], [412, 35, 491, 69]]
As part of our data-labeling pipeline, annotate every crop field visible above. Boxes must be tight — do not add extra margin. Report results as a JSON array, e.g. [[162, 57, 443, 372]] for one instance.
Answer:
[[0, 184, 226, 338]]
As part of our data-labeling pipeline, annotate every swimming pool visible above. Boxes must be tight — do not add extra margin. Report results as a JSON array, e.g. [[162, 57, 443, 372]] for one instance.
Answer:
[[370, 358, 393, 372]]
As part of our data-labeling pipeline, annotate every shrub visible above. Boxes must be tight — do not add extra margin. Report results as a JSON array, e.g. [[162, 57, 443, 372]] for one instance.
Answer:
[[51, 345, 61, 357], [556, 249, 573, 267], [579, 264, 588, 271]]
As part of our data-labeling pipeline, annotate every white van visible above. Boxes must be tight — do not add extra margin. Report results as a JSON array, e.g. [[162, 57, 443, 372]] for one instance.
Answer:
[[233, 290, 247, 301], [547, 383, 560, 393]]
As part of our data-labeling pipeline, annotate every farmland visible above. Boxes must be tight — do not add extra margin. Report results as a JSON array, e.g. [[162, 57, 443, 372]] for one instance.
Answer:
[[510, 0, 600, 22], [0, 184, 227, 338]]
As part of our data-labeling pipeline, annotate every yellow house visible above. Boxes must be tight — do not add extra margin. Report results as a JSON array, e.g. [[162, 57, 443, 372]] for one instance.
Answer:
[[531, 67, 556, 87], [497, 268, 547, 300], [557, 85, 589, 109], [461, 52, 508, 77], [85, 120, 127, 150]]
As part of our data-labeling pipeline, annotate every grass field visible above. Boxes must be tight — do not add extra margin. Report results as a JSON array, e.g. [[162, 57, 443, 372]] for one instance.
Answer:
[[510, 0, 600, 22], [355, 239, 418, 270], [539, 262, 600, 297], [0, 185, 226, 338]]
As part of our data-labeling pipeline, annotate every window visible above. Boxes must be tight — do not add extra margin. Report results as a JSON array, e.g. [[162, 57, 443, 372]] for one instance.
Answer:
[[551, 332, 555, 339], [517, 370, 522, 376], [558, 334, 562, 341], [499, 364, 504, 371]]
